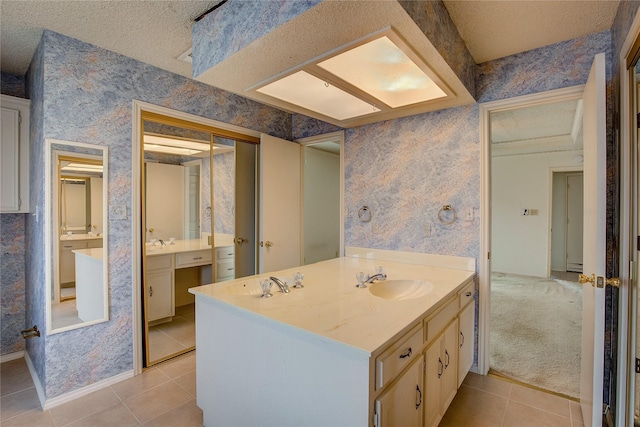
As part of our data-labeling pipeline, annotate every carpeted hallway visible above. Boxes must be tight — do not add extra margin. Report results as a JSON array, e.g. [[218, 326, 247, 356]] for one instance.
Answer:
[[490, 271, 582, 399]]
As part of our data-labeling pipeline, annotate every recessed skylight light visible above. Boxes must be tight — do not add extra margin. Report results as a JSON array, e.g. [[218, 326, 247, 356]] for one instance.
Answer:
[[144, 134, 209, 156], [317, 36, 446, 108], [256, 71, 380, 120]]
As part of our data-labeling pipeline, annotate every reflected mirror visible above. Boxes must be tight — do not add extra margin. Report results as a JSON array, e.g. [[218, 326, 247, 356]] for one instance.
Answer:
[[46, 139, 109, 334]]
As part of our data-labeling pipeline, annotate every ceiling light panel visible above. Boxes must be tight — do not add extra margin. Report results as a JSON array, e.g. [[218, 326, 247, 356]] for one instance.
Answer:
[[256, 71, 380, 120], [317, 36, 447, 108], [144, 134, 210, 156]]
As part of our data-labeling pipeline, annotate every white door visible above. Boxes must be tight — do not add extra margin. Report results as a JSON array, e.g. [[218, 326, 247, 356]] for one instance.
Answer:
[[258, 134, 301, 273], [580, 52, 607, 427]]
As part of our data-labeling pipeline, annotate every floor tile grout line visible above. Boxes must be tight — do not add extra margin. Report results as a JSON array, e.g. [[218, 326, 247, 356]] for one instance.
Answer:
[[0, 383, 36, 399]]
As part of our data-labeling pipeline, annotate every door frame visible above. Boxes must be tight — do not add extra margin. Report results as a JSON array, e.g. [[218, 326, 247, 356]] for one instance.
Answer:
[[616, 7, 640, 426], [296, 131, 346, 262], [131, 100, 261, 374], [478, 85, 586, 375]]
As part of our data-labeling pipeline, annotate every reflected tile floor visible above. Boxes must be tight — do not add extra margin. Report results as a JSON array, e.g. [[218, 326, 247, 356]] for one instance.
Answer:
[[2, 355, 580, 427], [148, 304, 196, 362]]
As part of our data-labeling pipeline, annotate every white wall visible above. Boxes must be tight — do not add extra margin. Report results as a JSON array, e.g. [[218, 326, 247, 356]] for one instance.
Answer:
[[491, 150, 583, 277], [303, 147, 340, 264], [551, 173, 568, 271]]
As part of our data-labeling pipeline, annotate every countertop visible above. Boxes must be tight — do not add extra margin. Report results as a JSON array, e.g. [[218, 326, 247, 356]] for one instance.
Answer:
[[60, 234, 103, 241], [190, 256, 474, 355], [145, 236, 234, 257], [72, 247, 103, 261]]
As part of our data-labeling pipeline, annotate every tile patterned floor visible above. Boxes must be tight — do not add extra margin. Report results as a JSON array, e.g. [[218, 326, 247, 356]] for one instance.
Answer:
[[148, 304, 196, 363], [2, 354, 581, 426]]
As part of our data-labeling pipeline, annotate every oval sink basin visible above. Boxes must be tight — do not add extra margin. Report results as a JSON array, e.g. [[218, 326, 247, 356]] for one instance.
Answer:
[[369, 280, 434, 300]]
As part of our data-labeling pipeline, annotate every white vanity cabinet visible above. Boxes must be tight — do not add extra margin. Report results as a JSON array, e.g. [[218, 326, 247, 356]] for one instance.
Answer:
[[1, 95, 29, 213], [458, 282, 476, 387], [60, 238, 103, 285], [145, 254, 175, 322], [214, 246, 235, 282]]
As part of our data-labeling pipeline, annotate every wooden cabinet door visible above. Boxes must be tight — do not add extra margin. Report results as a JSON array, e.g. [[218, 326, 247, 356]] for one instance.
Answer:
[[458, 302, 475, 387], [375, 356, 424, 427], [146, 270, 174, 321], [441, 320, 459, 413]]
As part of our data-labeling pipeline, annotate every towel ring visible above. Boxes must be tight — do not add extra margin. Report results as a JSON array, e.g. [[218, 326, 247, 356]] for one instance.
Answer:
[[438, 205, 456, 225], [358, 206, 372, 223]]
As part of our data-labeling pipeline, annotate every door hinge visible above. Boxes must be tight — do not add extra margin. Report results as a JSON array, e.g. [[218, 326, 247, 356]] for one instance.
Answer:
[[632, 261, 637, 281], [18, 197, 21, 208], [487, 251, 491, 260], [373, 411, 380, 427], [635, 357, 640, 373], [636, 112, 640, 128]]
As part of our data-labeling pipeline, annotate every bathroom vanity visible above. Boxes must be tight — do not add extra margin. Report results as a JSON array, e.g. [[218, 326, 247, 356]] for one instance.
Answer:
[[190, 248, 476, 427], [145, 236, 234, 322]]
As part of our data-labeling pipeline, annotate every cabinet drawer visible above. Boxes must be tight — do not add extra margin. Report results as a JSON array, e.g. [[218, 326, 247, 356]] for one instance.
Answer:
[[146, 254, 173, 271], [60, 240, 88, 251], [216, 258, 235, 280], [87, 238, 103, 249], [176, 249, 212, 267], [376, 324, 423, 390], [458, 281, 475, 309], [215, 246, 234, 260], [426, 298, 458, 343]]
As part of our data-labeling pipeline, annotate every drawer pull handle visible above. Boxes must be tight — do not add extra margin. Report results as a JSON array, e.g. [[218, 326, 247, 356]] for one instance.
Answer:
[[438, 358, 444, 378], [193, 256, 202, 260], [465, 291, 472, 297], [399, 348, 412, 359], [460, 331, 464, 348], [416, 385, 422, 409], [227, 268, 234, 271], [444, 350, 450, 369]]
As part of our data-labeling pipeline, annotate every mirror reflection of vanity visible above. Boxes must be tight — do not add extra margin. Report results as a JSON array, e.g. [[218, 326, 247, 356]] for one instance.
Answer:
[[46, 139, 109, 334]]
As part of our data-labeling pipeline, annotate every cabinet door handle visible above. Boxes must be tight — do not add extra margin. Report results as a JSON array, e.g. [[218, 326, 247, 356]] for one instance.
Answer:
[[465, 291, 472, 297], [444, 350, 450, 369], [460, 331, 464, 348], [438, 358, 444, 378], [416, 385, 422, 409], [149, 286, 153, 297], [399, 348, 412, 359]]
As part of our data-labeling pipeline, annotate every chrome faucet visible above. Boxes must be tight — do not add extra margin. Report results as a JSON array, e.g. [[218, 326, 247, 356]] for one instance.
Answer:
[[159, 239, 166, 247], [365, 266, 387, 284], [269, 277, 290, 293]]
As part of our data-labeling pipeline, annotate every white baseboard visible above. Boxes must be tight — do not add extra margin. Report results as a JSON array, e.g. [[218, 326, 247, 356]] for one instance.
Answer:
[[23, 351, 134, 410], [24, 351, 46, 410], [1, 351, 25, 363], [42, 369, 134, 411]]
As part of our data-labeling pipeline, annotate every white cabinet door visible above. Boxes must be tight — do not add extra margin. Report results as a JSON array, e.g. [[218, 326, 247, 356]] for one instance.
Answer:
[[441, 320, 459, 412], [146, 270, 174, 322], [424, 335, 443, 427], [0, 95, 29, 213], [458, 302, 475, 387], [375, 356, 423, 427]]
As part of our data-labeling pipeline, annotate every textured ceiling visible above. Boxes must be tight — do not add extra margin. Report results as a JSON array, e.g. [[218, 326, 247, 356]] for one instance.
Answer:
[[0, 0, 622, 79], [0, 0, 216, 77], [442, 0, 620, 63]]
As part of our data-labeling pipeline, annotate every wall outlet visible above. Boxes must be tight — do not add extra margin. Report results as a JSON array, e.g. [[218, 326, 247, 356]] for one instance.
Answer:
[[530, 209, 539, 216]]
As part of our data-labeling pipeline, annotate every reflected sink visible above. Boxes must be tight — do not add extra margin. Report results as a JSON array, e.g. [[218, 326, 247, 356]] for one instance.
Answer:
[[368, 280, 434, 300]]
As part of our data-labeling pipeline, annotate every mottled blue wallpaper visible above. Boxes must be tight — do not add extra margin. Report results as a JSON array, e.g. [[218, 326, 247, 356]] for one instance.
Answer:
[[28, 30, 290, 399], [214, 151, 235, 235], [0, 214, 26, 355], [192, 0, 322, 77]]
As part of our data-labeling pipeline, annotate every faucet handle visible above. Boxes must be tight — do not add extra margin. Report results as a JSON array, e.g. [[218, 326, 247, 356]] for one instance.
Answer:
[[356, 272, 367, 288], [293, 272, 304, 288], [260, 279, 273, 298]]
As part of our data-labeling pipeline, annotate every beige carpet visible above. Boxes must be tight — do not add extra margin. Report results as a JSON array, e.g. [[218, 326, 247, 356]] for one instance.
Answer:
[[490, 272, 582, 398]]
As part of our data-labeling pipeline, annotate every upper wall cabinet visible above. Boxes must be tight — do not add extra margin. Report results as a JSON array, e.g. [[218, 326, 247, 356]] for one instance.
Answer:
[[1, 95, 30, 213]]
